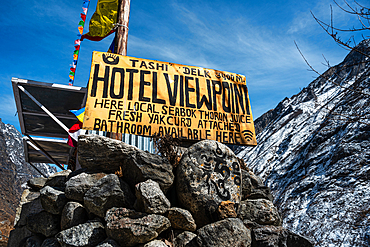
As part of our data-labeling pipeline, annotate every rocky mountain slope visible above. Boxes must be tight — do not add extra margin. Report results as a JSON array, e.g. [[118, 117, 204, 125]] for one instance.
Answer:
[[0, 119, 56, 245], [237, 39, 370, 246]]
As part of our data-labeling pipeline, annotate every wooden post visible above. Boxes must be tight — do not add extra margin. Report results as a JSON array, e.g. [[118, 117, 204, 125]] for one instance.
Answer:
[[111, 0, 130, 140], [115, 0, 131, 56]]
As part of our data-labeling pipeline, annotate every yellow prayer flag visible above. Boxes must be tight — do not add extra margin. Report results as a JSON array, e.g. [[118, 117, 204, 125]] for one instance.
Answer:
[[86, 0, 119, 37]]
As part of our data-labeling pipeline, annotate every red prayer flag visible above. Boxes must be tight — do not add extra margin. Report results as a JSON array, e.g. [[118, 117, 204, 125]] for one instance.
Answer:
[[81, 29, 115, 41], [81, 13, 87, 21], [67, 121, 84, 147]]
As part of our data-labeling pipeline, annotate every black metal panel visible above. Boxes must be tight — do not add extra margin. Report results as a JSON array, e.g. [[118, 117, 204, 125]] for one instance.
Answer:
[[25, 138, 71, 165], [28, 152, 69, 164], [23, 114, 78, 138], [20, 84, 85, 116], [12, 78, 87, 138], [12, 78, 86, 167]]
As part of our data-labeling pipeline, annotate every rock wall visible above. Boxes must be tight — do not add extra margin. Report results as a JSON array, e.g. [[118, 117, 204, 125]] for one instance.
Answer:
[[8, 135, 313, 247]]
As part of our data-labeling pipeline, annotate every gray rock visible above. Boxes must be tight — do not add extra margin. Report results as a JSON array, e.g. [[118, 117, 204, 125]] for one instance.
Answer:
[[78, 134, 174, 192], [167, 208, 196, 231], [242, 219, 261, 229], [134, 179, 171, 214], [287, 230, 314, 247], [241, 169, 273, 201], [251, 225, 314, 247], [95, 239, 120, 247], [14, 189, 43, 227], [65, 172, 106, 202], [56, 221, 106, 247], [252, 225, 284, 247], [27, 177, 48, 190], [84, 174, 135, 218], [25, 235, 44, 247], [40, 186, 68, 215], [217, 200, 237, 220], [61, 202, 88, 230], [41, 238, 61, 247], [196, 218, 251, 247], [174, 231, 198, 247], [105, 207, 171, 246], [142, 240, 168, 247], [7, 226, 33, 247], [45, 170, 72, 188], [237, 199, 282, 226], [26, 211, 60, 237], [176, 140, 242, 227]]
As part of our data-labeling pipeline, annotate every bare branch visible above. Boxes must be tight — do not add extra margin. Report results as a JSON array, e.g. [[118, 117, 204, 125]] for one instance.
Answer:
[[294, 41, 370, 97]]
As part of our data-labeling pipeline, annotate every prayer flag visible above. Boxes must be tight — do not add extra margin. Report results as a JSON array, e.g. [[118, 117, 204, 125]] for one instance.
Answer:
[[78, 26, 84, 34], [70, 107, 85, 122], [108, 37, 115, 53], [67, 121, 84, 147], [81, 13, 87, 22], [84, 0, 119, 38], [81, 29, 115, 41]]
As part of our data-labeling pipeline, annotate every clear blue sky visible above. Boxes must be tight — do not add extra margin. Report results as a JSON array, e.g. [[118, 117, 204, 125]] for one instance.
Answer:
[[0, 0, 362, 131]]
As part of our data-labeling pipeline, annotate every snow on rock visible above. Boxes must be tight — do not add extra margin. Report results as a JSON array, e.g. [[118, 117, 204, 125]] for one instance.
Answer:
[[0, 119, 57, 245], [237, 39, 370, 246]]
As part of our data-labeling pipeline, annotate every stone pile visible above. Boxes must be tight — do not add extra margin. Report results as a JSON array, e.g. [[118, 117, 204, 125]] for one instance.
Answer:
[[8, 135, 313, 247]]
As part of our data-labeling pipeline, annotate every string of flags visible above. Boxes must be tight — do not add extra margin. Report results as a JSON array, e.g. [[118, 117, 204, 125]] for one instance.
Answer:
[[69, 0, 90, 86], [68, 108, 86, 147]]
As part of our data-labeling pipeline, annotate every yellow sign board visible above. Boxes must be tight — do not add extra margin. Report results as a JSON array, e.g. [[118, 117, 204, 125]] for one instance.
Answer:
[[84, 51, 257, 146]]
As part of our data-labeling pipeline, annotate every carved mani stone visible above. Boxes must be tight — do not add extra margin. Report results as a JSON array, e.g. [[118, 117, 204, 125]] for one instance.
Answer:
[[176, 140, 242, 227]]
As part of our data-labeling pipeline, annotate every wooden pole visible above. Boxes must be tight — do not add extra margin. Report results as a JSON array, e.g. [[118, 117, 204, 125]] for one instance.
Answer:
[[111, 0, 130, 140], [115, 0, 131, 56]]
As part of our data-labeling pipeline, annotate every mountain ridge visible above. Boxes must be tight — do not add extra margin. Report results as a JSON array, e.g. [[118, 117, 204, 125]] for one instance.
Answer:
[[0, 119, 56, 245], [237, 39, 370, 246]]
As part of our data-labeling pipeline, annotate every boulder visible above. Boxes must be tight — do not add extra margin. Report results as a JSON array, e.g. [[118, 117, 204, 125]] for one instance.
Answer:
[[241, 169, 273, 201], [26, 211, 60, 237], [56, 220, 106, 247], [251, 225, 314, 247], [196, 218, 251, 247], [252, 225, 284, 247], [27, 177, 48, 190], [40, 186, 68, 215], [84, 174, 135, 218], [78, 134, 174, 192], [166, 207, 196, 231], [105, 207, 171, 246], [95, 239, 120, 247], [41, 238, 61, 247], [237, 199, 282, 226], [176, 140, 242, 227], [25, 235, 44, 247], [45, 170, 72, 188], [14, 189, 43, 227], [61, 202, 88, 230], [173, 231, 198, 247], [7, 226, 33, 247], [287, 230, 314, 247], [134, 179, 171, 214], [217, 200, 237, 220], [65, 172, 106, 202], [142, 240, 168, 247]]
